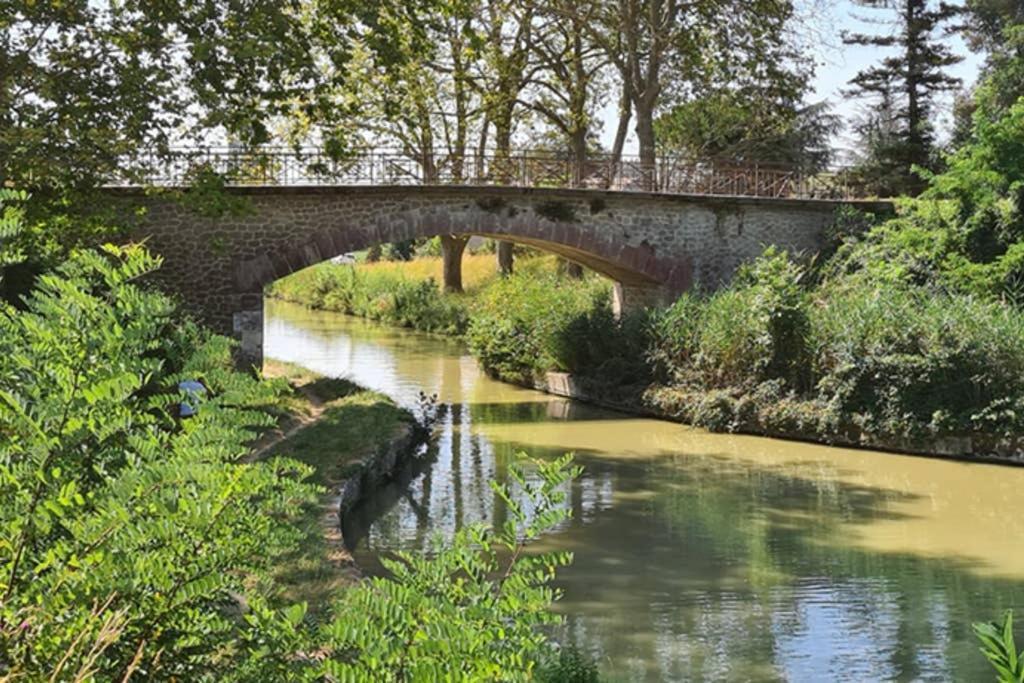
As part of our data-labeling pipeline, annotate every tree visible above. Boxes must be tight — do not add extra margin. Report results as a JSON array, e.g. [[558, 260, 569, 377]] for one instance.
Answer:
[[962, 0, 1024, 54], [849, 83, 915, 195], [522, 1, 609, 179], [843, 0, 964, 195], [0, 1, 332, 194], [568, 0, 803, 190], [655, 93, 838, 170], [472, 0, 536, 276]]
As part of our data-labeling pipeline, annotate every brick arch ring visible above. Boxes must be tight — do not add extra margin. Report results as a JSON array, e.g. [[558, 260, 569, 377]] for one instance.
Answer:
[[233, 203, 694, 296]]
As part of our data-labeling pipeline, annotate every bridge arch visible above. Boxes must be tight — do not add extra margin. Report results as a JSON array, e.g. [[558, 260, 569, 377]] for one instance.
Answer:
[[232, 197, 692, 298], [120, 185, 879, 367]]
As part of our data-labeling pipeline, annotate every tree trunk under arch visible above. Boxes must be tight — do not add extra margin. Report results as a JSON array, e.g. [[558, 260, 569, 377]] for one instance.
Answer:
[[440, 234, 470, 293], [496, 240, 514, 277]]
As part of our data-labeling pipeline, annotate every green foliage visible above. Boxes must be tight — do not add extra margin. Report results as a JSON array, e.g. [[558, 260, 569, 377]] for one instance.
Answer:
[[843, 0, 963, 196], [172, 167, 254, 219], [303, 454, 582, 681], [383, 239, 416, 261], [537, 646, 601, 683], [1, 1, 339, 191], [975, 611, 1024, 682], [0, 238, 591, 680], [0, 189, 27, 273], [647, 248, 1024, 444], [534, 200, 578, 223], [269, 264, 469, 335], [650, 249, 810, 391], [655, 92, 838, 170], [811, 282, 1024, 439], [466, 272, 612, 381], [222, 454, 588, 682], [0, 243, 318, 679]]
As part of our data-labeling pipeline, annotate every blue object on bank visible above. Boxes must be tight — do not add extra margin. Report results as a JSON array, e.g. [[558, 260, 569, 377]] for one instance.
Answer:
[[179, 379, 206, 417]]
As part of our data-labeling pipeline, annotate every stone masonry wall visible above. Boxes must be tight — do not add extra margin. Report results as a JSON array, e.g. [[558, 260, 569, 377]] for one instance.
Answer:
[[115, 185, 882, 365]]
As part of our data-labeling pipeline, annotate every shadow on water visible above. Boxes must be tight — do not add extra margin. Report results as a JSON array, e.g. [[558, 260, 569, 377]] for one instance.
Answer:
[[266, 299, 1024, 683]]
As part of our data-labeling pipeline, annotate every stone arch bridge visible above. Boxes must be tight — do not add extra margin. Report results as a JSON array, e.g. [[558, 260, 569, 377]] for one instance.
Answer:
[[117, 184, 889, 367]]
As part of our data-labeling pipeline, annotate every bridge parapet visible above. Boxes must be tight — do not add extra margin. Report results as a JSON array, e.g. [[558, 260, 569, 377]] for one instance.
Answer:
[[116, 147, 880, 201]]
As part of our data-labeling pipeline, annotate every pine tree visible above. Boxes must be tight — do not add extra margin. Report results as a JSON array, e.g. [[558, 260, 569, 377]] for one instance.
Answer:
[[843, 0, 964, 195]]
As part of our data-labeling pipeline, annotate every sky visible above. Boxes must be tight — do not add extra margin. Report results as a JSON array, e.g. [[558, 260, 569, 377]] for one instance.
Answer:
[[597, 0, 984, 160]]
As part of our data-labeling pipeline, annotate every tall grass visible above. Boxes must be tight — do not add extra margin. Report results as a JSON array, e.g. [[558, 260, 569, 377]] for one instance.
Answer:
[[648, 250, 1024, 443], [267, 253, 565, 336]]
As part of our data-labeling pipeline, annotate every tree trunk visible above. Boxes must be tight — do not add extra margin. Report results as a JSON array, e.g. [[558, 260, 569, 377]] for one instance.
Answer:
[[634, 100, 657, 191], [492, 102, 516, 278], [496, 240, 514, 277], [609, 88, 632, 189], [561, 259, 583, 279], [440, 234, 469, 293], [611, 88, 632, 164], [570, 129, 588, 187]]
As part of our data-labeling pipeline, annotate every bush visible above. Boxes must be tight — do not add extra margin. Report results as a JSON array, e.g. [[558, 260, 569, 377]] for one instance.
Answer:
[[812, 282, 1024, 439], [0, 244, 318, 679], [648, 249, 810, 392], [466, 272, 612, 381], [538, 646, 601, 683], [0, 239, 589, 680], [648, 247, 1024, 445], [226, 454, 584, 682]]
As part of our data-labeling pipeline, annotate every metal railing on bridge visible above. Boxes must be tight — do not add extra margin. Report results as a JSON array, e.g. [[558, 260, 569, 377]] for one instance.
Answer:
[[119, 147, 874, 201]]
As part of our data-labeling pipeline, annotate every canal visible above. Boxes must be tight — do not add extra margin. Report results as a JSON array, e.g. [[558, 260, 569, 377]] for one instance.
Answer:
[[265, 298, 1024, 682]]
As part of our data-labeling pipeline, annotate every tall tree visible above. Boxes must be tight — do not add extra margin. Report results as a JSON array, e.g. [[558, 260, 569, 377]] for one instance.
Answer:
[[843, 0, 964, 195], [656, 93, 839, 170], [572, 0, 801, 189], [472, 0, 535, 275], [522, 0, 609, 181], [653, 16, 826, 170], [0, 1, 333, 194], [962, 0, 1024, 53]]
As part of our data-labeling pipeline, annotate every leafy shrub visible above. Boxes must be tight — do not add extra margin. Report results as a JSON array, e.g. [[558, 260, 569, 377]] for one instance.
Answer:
[[0, 241, 589, 680], [648, 246, 1024, 445], [466, 272, 612, 381], [649, 248, 810, 391], [0, 244, 318, 680], [812, 282, 1024, 439], [538, 645, 601, 683], [974, 611, 1024, 683], [227, 454, 584, 682]]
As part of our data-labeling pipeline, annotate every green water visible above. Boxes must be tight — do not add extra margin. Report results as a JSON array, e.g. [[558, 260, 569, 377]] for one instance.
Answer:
[[265, 298, 1024, 682]]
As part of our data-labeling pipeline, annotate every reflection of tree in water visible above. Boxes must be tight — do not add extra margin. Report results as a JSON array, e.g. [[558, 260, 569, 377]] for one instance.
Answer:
[[544, 452, 1024, 682]]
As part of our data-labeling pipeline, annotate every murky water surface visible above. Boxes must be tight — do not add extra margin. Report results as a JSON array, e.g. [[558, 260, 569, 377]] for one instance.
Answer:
[[266, 299, 1024, 682]]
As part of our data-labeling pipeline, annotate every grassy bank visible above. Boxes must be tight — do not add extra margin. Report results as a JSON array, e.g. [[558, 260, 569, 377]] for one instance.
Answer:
[[257, 359, 415, 608], [267, 252, 598, 336], [266, 91, 1024, 460]]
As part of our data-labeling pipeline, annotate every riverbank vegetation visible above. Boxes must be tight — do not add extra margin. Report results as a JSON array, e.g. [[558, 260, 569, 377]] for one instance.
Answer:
[[0, 210, 590, 678], [7, 0, 1024, 677], [268, 251, 605, 337], [257, 360, 414, 607]]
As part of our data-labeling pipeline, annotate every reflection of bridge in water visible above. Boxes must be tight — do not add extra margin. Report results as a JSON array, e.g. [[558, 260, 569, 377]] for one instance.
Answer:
[[126, 147, 876, 201]]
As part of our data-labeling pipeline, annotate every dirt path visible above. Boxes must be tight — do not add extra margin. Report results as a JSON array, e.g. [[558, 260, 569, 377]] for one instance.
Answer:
[[247, 380, 328, 462]]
